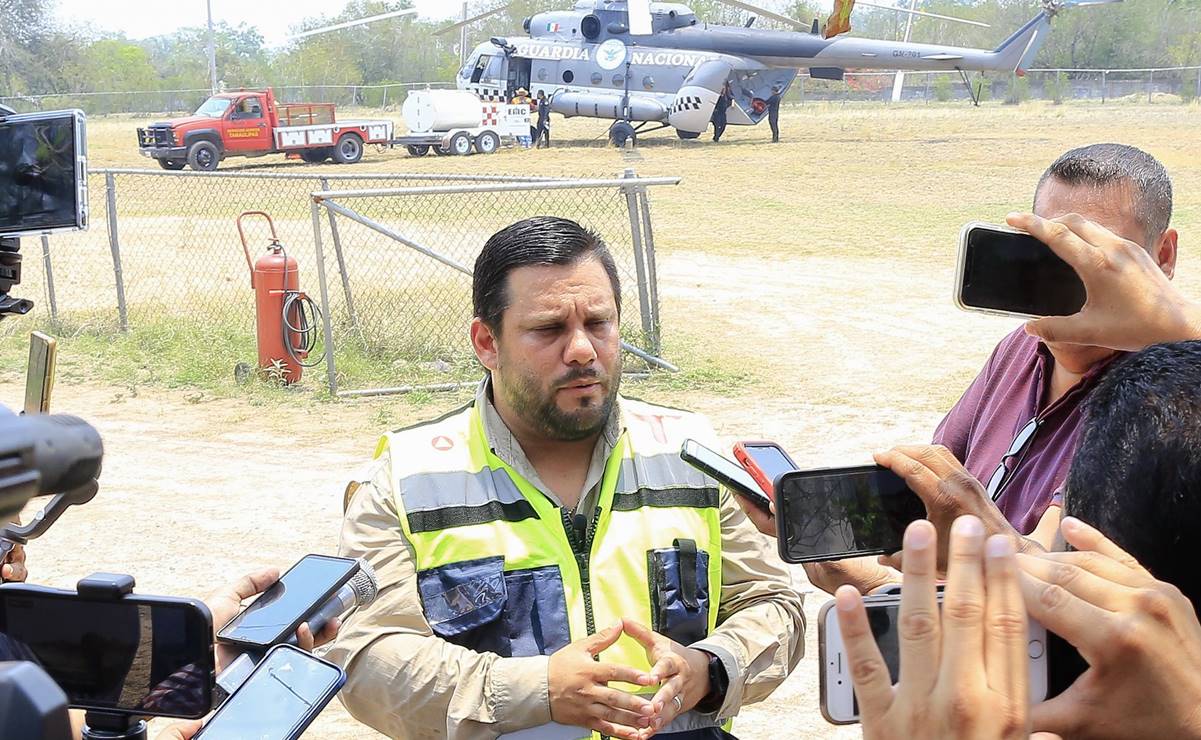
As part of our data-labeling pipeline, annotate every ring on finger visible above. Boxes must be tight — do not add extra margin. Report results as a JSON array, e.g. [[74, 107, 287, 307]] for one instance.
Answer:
[[672, 694, 683, 713]]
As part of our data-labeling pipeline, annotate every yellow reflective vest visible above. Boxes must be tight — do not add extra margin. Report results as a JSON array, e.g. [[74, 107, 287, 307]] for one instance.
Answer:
[[376, 397, 729, 739]]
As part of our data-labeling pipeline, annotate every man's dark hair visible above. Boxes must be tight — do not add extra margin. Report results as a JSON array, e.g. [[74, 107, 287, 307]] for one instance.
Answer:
[[473, 216, 621, 332], [1035, 143, 1173, 244], [1065, 341, 1201, 608]]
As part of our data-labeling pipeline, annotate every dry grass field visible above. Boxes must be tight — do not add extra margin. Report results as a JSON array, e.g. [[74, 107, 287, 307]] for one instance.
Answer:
[[2, 99, 1199, 739]]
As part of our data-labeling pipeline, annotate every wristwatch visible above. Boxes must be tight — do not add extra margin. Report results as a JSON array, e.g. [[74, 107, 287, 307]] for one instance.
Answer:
[[694, 650, 730, 714]]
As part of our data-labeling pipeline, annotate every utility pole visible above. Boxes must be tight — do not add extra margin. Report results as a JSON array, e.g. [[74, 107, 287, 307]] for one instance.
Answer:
[[207, 0, 218, 94], [460, 2, 469, 66], [890, 0, 918, 102]]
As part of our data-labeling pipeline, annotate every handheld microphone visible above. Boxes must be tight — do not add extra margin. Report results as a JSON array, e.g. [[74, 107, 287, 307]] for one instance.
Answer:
[[289, 559, 378, 645]]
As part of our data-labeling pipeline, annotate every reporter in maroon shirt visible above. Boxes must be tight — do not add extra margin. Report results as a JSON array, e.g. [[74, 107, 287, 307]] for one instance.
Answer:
[[930, 143, 1178, 545]]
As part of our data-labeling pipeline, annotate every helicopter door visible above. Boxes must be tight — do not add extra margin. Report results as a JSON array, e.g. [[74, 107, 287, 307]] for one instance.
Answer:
[[508, 58, 532, 95]]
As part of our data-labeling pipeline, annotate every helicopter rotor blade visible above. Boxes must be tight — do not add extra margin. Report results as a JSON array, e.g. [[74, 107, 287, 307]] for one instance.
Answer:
[[716, 0, 809, 30], [856, 0, 991, 27], [628, 0, 655, 35], [716, 0, 988, 29], [287, 8, 419, 41], [433, 3, 514, 36]]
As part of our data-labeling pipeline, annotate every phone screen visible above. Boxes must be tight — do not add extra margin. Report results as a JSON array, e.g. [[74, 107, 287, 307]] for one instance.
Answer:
[[680, 440, 764, 500], [218, 555, 358, 647], [742, 444, 797, 488], [0, 111, 85, 236], [0, 590, 213, 717], [196, 645, 344, 740], [776, 466, 925, 563], [959, 225, 1087, 317]]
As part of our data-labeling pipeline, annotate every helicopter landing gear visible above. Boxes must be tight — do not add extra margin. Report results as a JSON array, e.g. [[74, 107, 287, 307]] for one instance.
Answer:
[[609, 121, 637, 148]]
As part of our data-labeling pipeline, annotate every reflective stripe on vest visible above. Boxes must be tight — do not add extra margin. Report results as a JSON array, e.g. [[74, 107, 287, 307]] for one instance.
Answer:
[[378, 399, 726, 739]]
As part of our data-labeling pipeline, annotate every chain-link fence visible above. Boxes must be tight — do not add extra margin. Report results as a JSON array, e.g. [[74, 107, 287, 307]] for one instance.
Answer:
[[6, 66, 1197, 116], [307, 174, 676, 396], [6, 168, 674, 394], [795, 66, 1201, 104], [0, 83, 457, 116]]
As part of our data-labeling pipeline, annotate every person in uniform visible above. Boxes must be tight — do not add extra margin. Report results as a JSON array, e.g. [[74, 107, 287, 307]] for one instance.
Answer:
[[327, 216, 806, 740]]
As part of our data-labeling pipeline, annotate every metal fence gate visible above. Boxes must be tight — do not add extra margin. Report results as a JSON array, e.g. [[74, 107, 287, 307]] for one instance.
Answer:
[[307, 170, 679, 397]]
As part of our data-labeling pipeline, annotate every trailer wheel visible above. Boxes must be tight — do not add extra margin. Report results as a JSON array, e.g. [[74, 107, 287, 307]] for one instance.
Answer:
[[474, 131, 501, 155], [186, 141, 220, 171], [333, 133, 364, 164], [450, 132, 473, 156], [301, 148, 330, 163], [157, 158, 186, 170], [406, 144, 430, 157], [433, 144, 452, 156]]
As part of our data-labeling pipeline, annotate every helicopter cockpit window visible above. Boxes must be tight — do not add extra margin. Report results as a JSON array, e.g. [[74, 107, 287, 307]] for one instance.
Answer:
[[471, 54, 502, 84]]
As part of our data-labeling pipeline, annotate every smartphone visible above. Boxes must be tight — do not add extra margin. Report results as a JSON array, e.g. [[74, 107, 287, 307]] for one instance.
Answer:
[[680, 439, 772, 513], [733, 441, 799, 499], [955, 222, 1087, 319], [23, 332, 57, 414], [0, 109, 89, 237], [819, 594, 1049, 724], [0, 584, 214, 718], [217, 554, 359, 649], [194, 644, 346, 740], [774, 465, 926, 563]]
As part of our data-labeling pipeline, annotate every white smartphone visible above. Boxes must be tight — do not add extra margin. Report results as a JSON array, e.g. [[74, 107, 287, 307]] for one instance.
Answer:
[[818, 593, 1049, 725], [954, 221, 1086, 320]]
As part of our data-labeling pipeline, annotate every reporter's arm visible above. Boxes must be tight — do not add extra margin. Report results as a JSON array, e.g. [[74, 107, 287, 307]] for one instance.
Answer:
[[326, 458, 552, 740], [687, 490, 806, 717]]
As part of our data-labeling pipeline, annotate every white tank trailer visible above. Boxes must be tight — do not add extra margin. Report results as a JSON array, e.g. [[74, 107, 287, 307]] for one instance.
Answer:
[[392, 89, 530, 157]]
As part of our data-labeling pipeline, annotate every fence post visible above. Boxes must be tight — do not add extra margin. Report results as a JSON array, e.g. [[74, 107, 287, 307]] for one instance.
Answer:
[[381, 86, 388, 110], [1148, 69, 1154, 104], [1101, 70, 1107, 103], [621, 169, 656, 356], [310, 200, 340, 397], [1196, 67, 1200, 100], [40, 235, 57, 321], [318, 177, 365, 346], [636, 188, 662, 356], [104, 173, 129, 332]]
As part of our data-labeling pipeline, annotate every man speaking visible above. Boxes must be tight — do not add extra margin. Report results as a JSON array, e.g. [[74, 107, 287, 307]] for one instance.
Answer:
[[328, 217, 805, 739]]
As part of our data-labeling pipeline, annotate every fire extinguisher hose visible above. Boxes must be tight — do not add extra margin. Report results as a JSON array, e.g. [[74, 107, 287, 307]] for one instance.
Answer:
[[282, 290, 326, 368]]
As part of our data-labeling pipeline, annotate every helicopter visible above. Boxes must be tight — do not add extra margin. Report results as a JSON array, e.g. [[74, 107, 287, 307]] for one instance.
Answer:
[[448, 0, 1112, 145], [294, 0, 1117, 146]]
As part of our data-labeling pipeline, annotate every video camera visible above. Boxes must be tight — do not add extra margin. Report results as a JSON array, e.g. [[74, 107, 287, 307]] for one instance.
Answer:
[[0, 104, 89, 319]]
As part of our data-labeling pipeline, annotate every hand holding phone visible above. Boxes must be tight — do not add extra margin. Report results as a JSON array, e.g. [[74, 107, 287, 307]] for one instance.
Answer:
[[194, 644, 345, 740], [217, 555, 359, 649], [819, 517, 1047, 727], [956, 222, 1087, 319], [775, 465, 925, 563]]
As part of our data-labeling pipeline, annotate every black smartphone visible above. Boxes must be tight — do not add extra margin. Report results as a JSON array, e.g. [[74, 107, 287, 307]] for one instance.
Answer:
[[680, 439, 772, 513], [775, 465, 926, 563], [217, 554, 358, 649], [955, 222, 1087, 319], [194, 644, 346, 740], [0, 109, 89, 237], [0, 584, 214, 718]]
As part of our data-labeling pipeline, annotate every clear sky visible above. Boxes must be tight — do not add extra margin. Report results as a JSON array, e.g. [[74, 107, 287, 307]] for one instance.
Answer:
[[53, 0, 463, 46]]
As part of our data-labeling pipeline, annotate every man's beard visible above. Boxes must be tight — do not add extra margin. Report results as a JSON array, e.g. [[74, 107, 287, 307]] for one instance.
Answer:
[[499, 356, 622, 442]]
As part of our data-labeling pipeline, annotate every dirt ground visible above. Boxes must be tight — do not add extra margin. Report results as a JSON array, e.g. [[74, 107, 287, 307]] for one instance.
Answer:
[[4, 100, 1200, 738]]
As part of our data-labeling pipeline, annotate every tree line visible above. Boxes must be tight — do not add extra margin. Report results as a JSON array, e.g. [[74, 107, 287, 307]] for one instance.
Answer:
[[1, 0, 1197, 110]]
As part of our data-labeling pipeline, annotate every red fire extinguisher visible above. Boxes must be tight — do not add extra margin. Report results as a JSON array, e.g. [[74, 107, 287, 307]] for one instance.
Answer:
[[237, 211, 322, 384]]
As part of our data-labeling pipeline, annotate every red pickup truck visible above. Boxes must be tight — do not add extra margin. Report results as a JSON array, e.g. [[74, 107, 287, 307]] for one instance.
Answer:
[[137, 88, 393, 171]]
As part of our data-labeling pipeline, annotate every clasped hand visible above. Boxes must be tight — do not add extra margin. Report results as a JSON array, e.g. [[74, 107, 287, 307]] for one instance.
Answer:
[[548, 620, 712, 740]]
